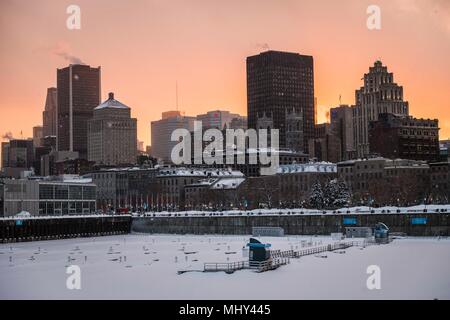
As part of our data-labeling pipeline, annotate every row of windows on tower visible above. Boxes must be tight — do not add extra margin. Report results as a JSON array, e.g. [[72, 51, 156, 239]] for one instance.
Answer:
[[358, 92, 404, 104], [401, 129, 437, 136], [366, 74, 393, 86]]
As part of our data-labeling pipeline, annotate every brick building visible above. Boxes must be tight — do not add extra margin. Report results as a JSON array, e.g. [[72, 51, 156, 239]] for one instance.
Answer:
[[337, 157, 430, 206], [429, 161, 450, 203], [369, 113, 439, 162], [156, 168, 244, 211]]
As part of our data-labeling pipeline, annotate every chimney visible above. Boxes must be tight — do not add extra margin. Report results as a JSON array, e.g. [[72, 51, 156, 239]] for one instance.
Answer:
[[108, 92, 114, 100]]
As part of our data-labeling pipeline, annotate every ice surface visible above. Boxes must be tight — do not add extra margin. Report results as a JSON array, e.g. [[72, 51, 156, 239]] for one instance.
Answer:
[[0, 235, 449, 299]]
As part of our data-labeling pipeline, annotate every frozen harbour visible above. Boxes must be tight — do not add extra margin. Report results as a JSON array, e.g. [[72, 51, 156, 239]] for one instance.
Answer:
[[0, 234, 449, 300]]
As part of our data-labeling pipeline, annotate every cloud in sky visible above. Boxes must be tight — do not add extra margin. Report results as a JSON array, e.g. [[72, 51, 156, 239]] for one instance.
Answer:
[[52, 42, 85, 65]]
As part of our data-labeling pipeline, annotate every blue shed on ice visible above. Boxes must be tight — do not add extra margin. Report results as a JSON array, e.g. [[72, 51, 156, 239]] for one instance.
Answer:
[[374, 222, 389, 243], [246, 238, 271, 263]]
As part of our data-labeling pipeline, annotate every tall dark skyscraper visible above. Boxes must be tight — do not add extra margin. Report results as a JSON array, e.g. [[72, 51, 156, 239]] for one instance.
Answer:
[[42, 87, 57, 137], [247, 50, 314, 152], [57, 64, 101, 159]]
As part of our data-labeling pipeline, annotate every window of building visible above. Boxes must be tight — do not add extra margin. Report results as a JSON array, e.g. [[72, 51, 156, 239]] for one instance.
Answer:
[[55, 185, 69, 199], [39, 184, 54, 199], [69, 186, 83, 200], [83, 186, 96, 200]]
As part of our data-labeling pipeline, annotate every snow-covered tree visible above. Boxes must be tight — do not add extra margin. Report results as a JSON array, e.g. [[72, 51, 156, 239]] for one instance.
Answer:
[[332, 180, 351, 208], [310, 179, 351, 209], [323, 179, 338, 208], [309, 181, 324, 209]]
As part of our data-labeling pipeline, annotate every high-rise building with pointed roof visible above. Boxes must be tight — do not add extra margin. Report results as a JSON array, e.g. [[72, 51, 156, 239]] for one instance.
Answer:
[[87, 92, 137, 166], [352, 61, 409, 157]]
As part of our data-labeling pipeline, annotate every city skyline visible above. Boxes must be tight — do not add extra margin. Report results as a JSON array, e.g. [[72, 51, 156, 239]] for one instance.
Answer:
[[1, 0, 450, 150], [2, 0, 450, 304]]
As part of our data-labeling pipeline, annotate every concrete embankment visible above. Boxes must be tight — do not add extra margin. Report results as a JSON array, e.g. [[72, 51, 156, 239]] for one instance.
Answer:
[[131, 213, 449, 236], [1, 211, 448, 242], [0, 215, 131, 243]]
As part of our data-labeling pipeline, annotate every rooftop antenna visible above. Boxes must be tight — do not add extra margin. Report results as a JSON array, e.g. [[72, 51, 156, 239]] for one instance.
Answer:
[[339, 94, 342, 105], [175, 80, 178, 111]]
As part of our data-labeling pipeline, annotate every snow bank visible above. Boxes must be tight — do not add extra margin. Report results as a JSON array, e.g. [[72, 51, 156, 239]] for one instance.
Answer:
[[143, 204, 450, 218]]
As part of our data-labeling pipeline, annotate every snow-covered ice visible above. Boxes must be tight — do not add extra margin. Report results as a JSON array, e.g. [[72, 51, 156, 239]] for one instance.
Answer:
[[0, 234, 449, 299]]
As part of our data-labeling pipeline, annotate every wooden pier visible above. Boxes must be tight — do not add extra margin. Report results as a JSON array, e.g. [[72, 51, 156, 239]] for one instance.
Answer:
[[203, 257, 290, 273], [204, 261, 249, 273], [270, 241, 357, 259], [202, 240, 376, 274]]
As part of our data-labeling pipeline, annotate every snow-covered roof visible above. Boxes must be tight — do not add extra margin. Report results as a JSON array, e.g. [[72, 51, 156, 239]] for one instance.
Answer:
[[94, 92, 129, 110], [185, 177, 246, 189], [46, 174, 93, 184], [2, 175, 94, 185], [337, 159, 357, 165], [199, 148, 306, 156], [187, 178, 218, 187], [157, 167, 244, 178], [15, 211, 31, 217], [338, 157, 389, 165], [56, 178, 93, 184], [211, 177, 245, 189], [246, 148, 294, 154], [277, 162, 337, 174], [384, 164, 429, 169], [96, 167, 155, 173], [384, 159, 428, 169]]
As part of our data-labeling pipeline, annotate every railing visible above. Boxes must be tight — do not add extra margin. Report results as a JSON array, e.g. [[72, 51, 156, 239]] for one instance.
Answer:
[[253, 258, 289, 272], [203, 239, 386, 274], [271, 249, 299, 258], [270, 241, 357, 259], [204, 257, 290, 273], [204, 261, 249, 273]]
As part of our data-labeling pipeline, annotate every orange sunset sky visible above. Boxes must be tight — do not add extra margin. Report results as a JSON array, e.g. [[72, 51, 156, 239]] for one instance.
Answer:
[[1, 0, 449, 150]]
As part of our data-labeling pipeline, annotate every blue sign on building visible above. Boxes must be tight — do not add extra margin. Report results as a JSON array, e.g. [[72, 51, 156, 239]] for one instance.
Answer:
[[411, 217, 427, 225], [15, 220, 23, 226], [343, 217, 357, 225]]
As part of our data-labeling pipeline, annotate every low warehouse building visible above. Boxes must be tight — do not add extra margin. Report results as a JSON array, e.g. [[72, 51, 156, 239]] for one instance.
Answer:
[[0, 175, 96, 217]]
